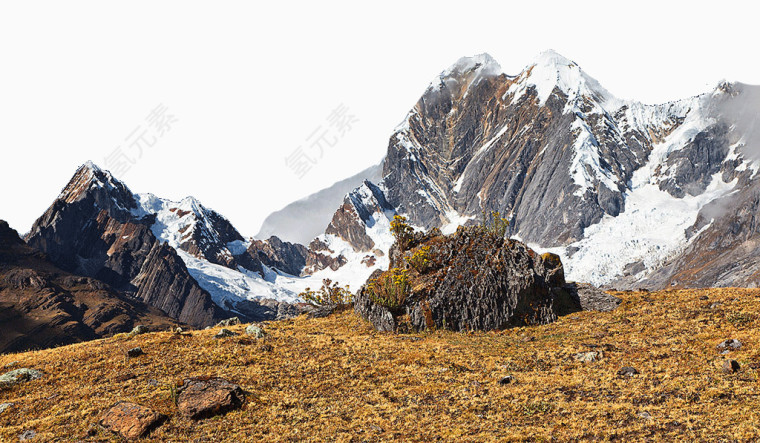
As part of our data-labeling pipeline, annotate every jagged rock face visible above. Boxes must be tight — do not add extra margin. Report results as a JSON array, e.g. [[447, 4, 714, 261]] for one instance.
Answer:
[[24, 164, 226, 327], [247, 236, 310, 276], [381, 52, 683, 244], [354, 226, 577, 332], [324, 181, 395, 252], [0, 220, 181, 353]]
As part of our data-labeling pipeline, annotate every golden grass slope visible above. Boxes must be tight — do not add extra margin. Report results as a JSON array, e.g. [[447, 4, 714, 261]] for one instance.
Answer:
[[1, 288, 759, 442]]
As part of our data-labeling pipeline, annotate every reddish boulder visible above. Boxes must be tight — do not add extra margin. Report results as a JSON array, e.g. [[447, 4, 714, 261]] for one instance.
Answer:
[[177, 377, 245, 419], [100, 402, 165, 440]]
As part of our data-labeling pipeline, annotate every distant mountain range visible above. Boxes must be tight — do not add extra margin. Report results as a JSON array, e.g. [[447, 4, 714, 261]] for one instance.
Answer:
[[3, 50, 759, 350]]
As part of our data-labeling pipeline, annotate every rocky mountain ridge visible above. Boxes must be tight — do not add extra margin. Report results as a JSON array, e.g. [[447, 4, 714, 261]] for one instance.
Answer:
[[311, 50, 760, 290], [0, 220, 180, 353]]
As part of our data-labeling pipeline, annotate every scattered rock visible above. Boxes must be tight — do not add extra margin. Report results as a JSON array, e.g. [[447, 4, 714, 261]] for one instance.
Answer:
[[176, 377, 245, 420], [0, 368, 42, 386], [520, 336, 536, 342], [574, 351, 602, 363], [128, 325, 148, 336], [126, 347, 144, 358], [0, 402, 12, 414], [708, 302, 722, 309], [698, 295, 709, 300], [716, 339, 742, 353], [245, 325, 265, 339], [18, 430, 36, 441], [3, 361, 19, 368], [214, 328, 237, 339], [722, 359, 741, 373], [618, 367, 639, 377], [638, 411, 652, 420], [259, 344, 274, 352], [173, 327, 184, 333], [498, 376, 516, 385], [216, 317, 241, 327], [100, 401, 165, 440]]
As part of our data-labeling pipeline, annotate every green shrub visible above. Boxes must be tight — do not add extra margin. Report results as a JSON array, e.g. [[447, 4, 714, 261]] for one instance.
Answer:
[[405, 246, 434, 273], [390, 215, 414, 250], [481, 210, 510, 239], [300, 279, 353, 308], [368, 268, 411, 309]]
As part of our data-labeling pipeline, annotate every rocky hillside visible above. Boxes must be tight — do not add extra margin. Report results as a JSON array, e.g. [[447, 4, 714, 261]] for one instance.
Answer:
[[306, 51, 760, 290], [0, 220, 180, 353], [1, 288, 758, 441], [21, 161, 366, 326]]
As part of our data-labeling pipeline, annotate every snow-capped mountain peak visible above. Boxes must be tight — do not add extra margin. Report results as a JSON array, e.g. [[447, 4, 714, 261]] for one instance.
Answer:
[[508, 49, 616, 109], [426, 52, 503, 95]]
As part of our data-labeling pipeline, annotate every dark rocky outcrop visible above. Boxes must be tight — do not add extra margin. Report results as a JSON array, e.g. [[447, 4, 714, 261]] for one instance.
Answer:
[[355, 226, 580, 332], [0, 220, 182, 353]]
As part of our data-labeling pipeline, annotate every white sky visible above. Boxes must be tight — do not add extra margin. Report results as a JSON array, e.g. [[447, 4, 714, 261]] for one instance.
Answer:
[[1, 1, 758, 237]]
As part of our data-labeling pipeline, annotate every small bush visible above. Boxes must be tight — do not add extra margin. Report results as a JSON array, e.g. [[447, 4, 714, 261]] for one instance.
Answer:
[[368, 268, 411, 309], [481, 210, 510, 239], [405, 246, 434, 273], [300, 279, 353, 308], [726, 311, 756, 327], [390, 215, 415, 250]]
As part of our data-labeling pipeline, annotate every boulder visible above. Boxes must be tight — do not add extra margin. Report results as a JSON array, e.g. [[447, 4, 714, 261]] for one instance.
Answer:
[[126, 347, 144, 358], [498, 376, 516, 385], [0, 368, 42, 387], [355, 226, 579, 332], [176, 377, 245, 420], [722, 359, 741, 373], [18, 430, 36, 441], [716, 339, 742, 353], [214, 329, 237, 339], [618, 367, 639, 377], [574, 351, 602, 363], [216, 317, 241, 327], [0, 402, 12, 414], [245, 325, 266, 339], [129, 325, 148, 337], [100, 402, 165, 440]]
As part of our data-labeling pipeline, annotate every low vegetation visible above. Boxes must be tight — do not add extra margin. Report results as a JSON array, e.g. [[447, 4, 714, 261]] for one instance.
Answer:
[[367, 267, 411, 309], [480, 209, 510, 239], [390, 215, 414, 250], [299, 278, 353, 309], [1, 288, 760, 441]]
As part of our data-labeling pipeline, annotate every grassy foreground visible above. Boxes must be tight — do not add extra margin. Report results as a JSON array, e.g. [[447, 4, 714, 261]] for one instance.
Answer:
[[1, 288, 759, 442]]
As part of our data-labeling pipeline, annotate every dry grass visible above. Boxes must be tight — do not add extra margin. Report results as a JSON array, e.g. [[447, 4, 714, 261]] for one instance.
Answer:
[[1, 288, 760, 442]]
